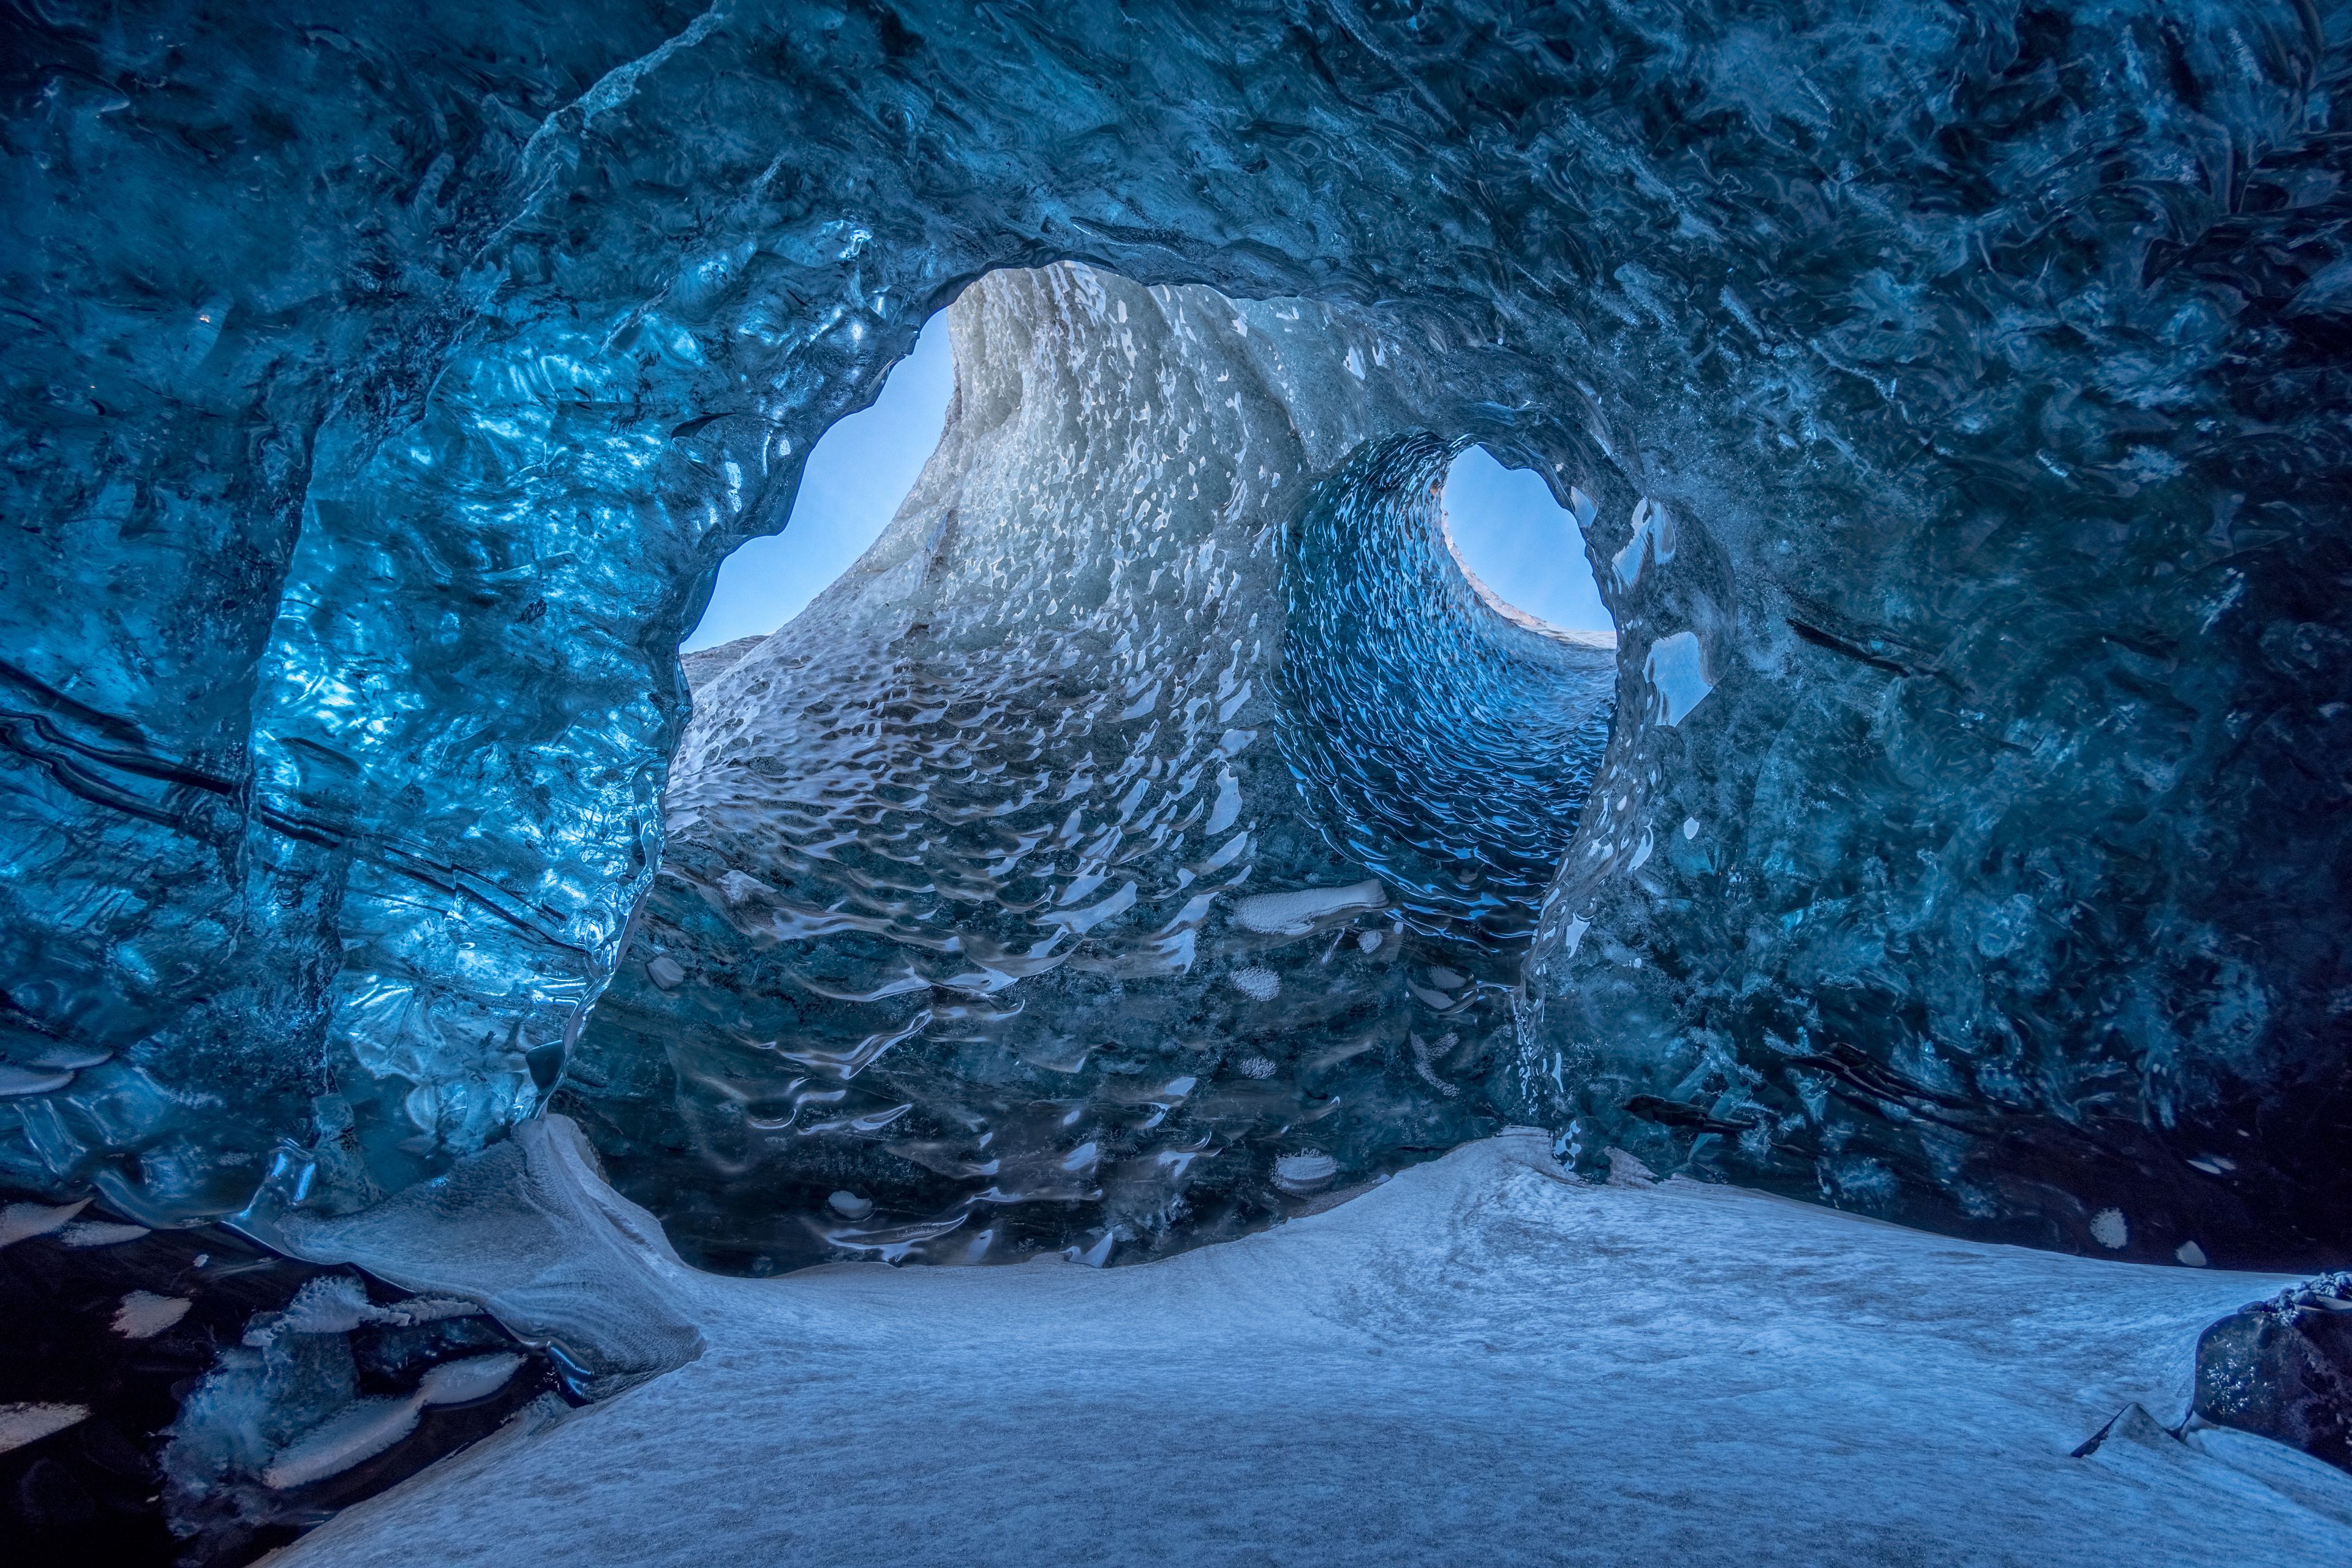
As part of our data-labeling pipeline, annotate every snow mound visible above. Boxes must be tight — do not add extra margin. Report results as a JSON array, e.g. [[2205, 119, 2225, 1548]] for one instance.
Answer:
[[281, 1133, 2350, 1567]]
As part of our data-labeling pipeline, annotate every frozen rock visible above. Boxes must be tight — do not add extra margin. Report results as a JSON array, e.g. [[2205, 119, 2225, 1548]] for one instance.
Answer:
[[2196, 1274, 2352, 1474]]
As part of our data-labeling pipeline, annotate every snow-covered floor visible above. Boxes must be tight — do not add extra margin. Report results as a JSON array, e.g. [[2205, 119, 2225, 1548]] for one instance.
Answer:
[[277, 1132, 2352, 1567]]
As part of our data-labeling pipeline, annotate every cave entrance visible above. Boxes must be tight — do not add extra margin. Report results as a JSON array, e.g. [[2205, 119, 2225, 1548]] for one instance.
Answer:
[[680, 306, 956, 679], [1440, 445, 1613, 644]]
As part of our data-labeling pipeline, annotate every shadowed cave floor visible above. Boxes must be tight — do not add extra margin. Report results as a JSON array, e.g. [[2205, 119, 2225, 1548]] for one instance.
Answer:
[[273, 1134, 2351, 1567]]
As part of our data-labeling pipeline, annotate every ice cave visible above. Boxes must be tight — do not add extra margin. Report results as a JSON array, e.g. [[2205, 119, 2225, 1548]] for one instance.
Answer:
[[3, 3, 2350, 1564]]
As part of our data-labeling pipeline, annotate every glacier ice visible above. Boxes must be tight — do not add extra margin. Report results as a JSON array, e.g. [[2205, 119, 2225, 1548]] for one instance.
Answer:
[[5, 0, 2343, 1267], [3, 0, 2351, 1546]]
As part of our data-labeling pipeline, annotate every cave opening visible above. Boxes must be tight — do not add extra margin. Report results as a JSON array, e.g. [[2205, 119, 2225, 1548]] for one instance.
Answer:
[[559, 264, 1626, 1278], [1439, 445, 1613, 643], [682, 308, 956, 675]]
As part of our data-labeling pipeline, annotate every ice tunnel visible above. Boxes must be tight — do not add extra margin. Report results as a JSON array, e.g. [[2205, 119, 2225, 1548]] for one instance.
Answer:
[[4, 1, 2351, 1561]]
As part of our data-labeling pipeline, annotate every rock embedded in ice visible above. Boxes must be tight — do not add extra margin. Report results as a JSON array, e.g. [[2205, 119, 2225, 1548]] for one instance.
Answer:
[[2195, 1274, 2352, 1474]]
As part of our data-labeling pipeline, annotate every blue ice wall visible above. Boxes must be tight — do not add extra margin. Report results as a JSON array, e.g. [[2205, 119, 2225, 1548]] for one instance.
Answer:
[[3, 1, 2347, 1272]]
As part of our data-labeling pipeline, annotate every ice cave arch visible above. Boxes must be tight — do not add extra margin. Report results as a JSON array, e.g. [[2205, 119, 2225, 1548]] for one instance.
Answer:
[[9, 4, 2352, 1551], [3, 0, 2346, 1326]]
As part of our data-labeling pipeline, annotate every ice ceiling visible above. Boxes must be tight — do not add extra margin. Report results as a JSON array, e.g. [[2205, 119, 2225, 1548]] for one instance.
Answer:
[[4, 0, 2350, 1292]]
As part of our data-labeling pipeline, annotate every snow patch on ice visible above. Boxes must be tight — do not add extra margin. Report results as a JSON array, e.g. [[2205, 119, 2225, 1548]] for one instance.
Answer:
[[1231, 966, 1281, 1001], [0, 1403, 88, 1455], [1231, 879, 1386, 936], [0, 1197, 90, 1249], [112, 1290, 192, 1338]]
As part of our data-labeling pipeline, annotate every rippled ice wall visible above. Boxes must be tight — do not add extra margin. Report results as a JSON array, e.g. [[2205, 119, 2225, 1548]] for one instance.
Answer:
[[566, 266, 1613, 1269], [4, 0, 2348, 1278]]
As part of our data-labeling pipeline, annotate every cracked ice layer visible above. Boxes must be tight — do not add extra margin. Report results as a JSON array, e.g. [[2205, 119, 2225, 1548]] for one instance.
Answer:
[[561, 266, 1615, 1272], [2, 1, 2346, 1270]]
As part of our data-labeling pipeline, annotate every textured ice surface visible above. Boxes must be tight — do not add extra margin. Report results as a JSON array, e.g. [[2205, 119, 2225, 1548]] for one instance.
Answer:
[[277, 1132, 2352, 1568], [3, 0, 2348, 1289], [564, 266, 1613, 1269]]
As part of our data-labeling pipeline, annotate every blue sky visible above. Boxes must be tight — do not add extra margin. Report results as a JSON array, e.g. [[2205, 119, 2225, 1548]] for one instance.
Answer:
[[685, 312, 1610, 649], [1438, 446, 1613, 633], [683, 313, 957, 651]]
